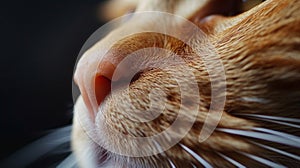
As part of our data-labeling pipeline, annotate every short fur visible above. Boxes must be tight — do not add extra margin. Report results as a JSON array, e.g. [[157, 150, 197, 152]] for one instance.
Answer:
[[73, 0, 300, 167]]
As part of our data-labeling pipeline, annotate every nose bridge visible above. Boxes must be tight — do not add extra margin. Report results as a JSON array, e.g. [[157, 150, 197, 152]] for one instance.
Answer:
[[74, 50, 101, 119], [74, 28, 163, 120], [73, 10, 184, 120]]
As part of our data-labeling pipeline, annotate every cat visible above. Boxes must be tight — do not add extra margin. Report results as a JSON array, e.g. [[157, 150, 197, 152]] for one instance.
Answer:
[[72, 0, 300, 167]]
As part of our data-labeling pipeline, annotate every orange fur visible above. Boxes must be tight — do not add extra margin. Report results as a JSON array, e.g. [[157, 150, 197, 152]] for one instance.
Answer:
[[73, 0, 300, 167]]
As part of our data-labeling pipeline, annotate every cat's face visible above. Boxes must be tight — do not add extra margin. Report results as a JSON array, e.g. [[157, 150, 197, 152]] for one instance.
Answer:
[[72, 0, 300, 167]]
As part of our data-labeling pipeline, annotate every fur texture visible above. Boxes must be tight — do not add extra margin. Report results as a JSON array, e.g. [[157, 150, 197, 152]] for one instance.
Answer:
[[72, 0, 300, 167]]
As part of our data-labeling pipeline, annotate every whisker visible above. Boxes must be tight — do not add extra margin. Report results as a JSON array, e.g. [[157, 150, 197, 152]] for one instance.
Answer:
[[179, 143, 213, 168], [217, 128, 299, 148], [0, 126, 72, 168], [57, 153, 77, 168], [240, 152, 286, 168], [236, 114, 300, 129], [251, 141, 300, 161], [240, 97, 269, 103], [51, 144, 72, 154], [252, 128, 300, 143], [236, 114, 300, 123], [217, 152, 246, 168], [191, 163, 197, 168], [258, 119, 300, 129], [168, 159, 176, 168]]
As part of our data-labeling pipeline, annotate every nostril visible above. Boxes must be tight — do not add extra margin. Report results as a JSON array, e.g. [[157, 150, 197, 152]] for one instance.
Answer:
[[95, 75, 111, 106], [74, 57, 115, 120]]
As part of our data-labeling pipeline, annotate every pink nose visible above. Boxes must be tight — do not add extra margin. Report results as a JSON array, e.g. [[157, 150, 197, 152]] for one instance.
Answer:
[[74, 56, 116, 120], [74, 32, 158, 120]]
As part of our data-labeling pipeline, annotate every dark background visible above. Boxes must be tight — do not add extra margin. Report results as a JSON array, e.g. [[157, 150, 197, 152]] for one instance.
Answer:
[[0, 0, 106, 159]]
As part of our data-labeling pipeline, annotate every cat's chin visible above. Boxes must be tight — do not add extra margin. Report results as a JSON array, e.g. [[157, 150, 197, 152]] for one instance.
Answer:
[[72, 96, 112, 168], [73, 96, 156, 168]]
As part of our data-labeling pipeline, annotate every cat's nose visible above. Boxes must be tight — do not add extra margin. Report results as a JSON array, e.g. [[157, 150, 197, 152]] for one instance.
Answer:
[[74, 52, 116, 120]]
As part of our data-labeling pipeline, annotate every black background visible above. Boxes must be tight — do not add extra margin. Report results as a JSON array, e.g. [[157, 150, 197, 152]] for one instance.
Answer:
[[0, 0, 106, 159]]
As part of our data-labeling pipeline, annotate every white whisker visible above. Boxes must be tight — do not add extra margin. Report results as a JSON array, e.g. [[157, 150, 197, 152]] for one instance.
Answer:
[[251, 141, 300, 161], [217, 152, 246, 168], [257, 119, 300, 129], [217, 128, 299, 148], [57, 153, 77, 168], [237, 114, 300, 129], [168, 159, 176, 168], [0, 126, 72, 168], [252, 128, 300, 144], [51, 145, 72, 154], [179, 143, 213, 168], [240, 97, 269, 103], [241, 152, 286, 168], [236, 114, 300, 123], [191, 163, 197, 168]]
